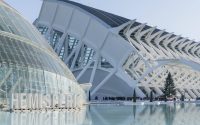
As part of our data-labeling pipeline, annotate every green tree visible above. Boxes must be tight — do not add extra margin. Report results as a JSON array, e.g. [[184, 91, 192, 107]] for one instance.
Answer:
[[150, 91, 153, 102], [181, 94, 184, 101], [89, 91, 91, 101], [133, 89, 136, 102], [164, 72, 176, 99]]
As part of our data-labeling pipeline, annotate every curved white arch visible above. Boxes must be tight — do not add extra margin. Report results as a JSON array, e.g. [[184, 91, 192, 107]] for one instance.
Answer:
[[34, 0, 200, 99]]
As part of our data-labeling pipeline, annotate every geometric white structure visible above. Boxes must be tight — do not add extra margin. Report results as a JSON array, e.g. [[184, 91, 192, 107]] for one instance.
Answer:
[[34, 0, 200, 100]]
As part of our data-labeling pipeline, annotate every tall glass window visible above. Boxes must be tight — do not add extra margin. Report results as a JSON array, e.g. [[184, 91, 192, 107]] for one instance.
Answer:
[[59, 46, 65, 60], [50, 30, 63, 47], [38, 26, 48, 35], [68, 35, 79, 55], [83, 45, 94, 66]]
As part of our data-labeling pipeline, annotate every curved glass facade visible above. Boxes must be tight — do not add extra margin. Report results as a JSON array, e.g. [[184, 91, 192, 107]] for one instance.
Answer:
[[0, 2, 85, 106]]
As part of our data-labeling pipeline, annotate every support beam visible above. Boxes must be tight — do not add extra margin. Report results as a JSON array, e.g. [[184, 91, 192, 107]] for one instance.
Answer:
[[9, 77, 22, 95], [89, 55, 99, 83], [193, 89, 200, 97], [143, 87, 151, 97], [0, 69, 12, 87], [187, 89, 197, 99], [185, 92, 192, 99], [91, 69, 116, 96], [153, 87, 163, 97], [135, 87, 146, 98], [76, 59, 94, 81]]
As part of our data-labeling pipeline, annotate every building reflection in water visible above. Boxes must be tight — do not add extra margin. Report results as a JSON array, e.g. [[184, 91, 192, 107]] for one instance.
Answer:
[[0, 107, 91, 125], [1, 103, 200, 125]]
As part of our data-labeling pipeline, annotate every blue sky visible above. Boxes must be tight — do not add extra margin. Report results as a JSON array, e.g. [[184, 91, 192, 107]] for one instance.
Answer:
[[5, 0, 200, 41]]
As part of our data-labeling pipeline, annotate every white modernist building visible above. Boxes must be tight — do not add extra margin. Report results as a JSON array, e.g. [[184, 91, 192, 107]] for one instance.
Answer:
[[34, 0, 200, 99]]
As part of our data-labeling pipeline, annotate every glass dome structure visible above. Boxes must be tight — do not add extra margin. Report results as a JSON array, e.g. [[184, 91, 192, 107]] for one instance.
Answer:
[[0, 1, 85, 106]]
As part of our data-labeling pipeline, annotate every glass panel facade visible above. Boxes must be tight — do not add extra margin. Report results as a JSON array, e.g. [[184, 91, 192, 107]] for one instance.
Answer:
[[38, 25, 48, 35], [0, 2, 85, 107], [0, 34, 75, 79], [83, 45, 94, 66], [68, 35, 79, 55], [71, 44, 95, 68], [0, 64, 84, 99], [39, 30, 97, 69], [0, 4, 50, 50], [59, 46, 65, 60], [50, 29, 63, 47]]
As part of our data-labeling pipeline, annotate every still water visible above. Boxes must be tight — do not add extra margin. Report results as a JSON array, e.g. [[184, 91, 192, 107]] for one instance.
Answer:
[[0, 103, 199, 125]]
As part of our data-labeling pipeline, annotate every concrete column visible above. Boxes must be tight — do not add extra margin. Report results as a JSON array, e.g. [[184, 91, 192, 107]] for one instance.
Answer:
[[35, 94, 38, 110], [185, 92, 192, 99], [154, 87, 163, 97], [27, 94, 31, 109], [18, 94, 21, 110], [135, 87, 146, 98], [179, 88, 190, 99], [65, 95, 68, 108], [45, 94, 51, 108], [38, 94, 42, 109], [68, 94, 73, 108], [20, 94, 26, 110], [76, 95, 80, 108], [176, 90, 182, 99], [54, 95, 57, 108], [194, 89, 200, 97], [144, 87, 151, 97], [9, 94, 14, 110], [51, 94, 54, 109], [58, 95, 62, 108], [187, 89, 197, 99], [73, 94, 76, 108]]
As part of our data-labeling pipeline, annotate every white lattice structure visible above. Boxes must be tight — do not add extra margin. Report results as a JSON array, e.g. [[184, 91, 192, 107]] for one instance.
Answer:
[[34, 0, 200, 99]]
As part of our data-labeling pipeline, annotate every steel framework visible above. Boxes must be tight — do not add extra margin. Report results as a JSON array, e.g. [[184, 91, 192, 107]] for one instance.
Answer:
[[34, 0, 200, 99]]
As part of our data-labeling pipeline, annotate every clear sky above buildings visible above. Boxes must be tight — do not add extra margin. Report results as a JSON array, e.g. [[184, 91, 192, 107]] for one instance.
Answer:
[[5, 0, 200, 41]]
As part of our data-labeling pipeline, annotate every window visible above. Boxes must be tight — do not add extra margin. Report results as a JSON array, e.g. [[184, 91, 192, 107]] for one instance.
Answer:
[[50, 30, 63, 47]]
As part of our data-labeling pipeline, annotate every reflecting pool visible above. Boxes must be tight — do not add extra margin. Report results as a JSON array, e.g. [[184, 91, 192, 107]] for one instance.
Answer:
[[1, 103, 200, 125]]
